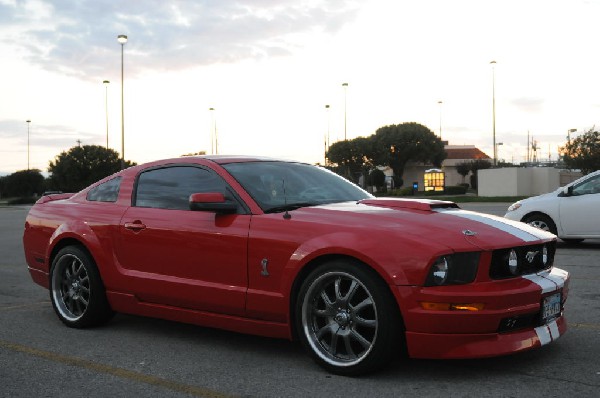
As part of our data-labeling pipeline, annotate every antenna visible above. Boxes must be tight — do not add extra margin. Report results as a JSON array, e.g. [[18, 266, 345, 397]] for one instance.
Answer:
[[282, 179, 291, 219]]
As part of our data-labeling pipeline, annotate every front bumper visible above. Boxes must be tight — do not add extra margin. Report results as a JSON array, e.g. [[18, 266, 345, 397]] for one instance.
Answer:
[[395, 267, 569, 359], [406, 316, 566, 359]]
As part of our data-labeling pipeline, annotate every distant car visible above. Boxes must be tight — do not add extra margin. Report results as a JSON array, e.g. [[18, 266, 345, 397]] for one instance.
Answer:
[[23, 156, 569, 375], [505, 170, 600, 243]]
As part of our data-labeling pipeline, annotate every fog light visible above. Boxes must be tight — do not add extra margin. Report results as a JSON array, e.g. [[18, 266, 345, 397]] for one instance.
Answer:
[[542, 245, 548, 265], [508, 249, 519, 275]]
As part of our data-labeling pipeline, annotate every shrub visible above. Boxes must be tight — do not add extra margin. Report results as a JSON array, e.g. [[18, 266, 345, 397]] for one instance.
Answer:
[[7, 197, 38, 205], [423, 186, 467, 196]]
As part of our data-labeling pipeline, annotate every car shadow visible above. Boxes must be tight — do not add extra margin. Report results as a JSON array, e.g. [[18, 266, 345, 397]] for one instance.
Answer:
[[103, 312, 566, 381], [557, 239, 600, 250]]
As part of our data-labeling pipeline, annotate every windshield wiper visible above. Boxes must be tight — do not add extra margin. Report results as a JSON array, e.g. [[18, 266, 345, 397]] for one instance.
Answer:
[[264, 202, 319, 214]]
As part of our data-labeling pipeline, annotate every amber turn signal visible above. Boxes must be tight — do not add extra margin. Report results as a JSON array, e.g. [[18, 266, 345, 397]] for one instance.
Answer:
[[420, 302, 485, 311]]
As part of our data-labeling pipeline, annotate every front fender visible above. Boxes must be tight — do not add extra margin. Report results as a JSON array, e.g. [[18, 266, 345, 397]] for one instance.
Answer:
[[280, 230, 449, 292]]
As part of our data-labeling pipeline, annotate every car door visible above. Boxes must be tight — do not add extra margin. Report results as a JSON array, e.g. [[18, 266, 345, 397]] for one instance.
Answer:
[[559, 173, 600, 237], [115, 164, 250, 316]]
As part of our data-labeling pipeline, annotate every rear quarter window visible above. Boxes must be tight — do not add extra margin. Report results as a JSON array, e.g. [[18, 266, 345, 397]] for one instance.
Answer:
[[86, 177, 122, 202]]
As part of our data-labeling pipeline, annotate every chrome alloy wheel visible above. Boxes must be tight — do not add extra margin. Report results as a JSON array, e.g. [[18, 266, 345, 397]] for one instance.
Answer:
[[51, 254, 91, 322], [301, 271, 378, 367], [528, 219, 551, 231]]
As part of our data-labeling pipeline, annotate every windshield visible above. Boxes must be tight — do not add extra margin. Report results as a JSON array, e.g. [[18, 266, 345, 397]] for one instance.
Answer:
[[222, 161, 373, 212]]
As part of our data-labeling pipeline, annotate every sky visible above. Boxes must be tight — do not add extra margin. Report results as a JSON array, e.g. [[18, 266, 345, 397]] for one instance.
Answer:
[[1, 0, 600, 174]]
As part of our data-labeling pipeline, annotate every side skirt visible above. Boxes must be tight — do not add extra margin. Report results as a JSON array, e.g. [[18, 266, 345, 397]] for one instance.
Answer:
[[106, 291, 292, 340]]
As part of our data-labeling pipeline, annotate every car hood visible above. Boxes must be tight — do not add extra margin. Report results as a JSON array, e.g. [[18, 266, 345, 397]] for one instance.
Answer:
[[297, 198, 555, 251]]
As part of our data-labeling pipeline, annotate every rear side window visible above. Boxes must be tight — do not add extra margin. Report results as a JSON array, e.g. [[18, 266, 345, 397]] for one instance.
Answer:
[[135, 166, 227, 210], [86, 177, 122, 202]]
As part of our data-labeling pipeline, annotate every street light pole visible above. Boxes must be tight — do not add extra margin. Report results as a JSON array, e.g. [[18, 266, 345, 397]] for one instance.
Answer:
[[117, 34, 128, 170], [496, 142, 503, 164], [437, 100, 443, 140], [26, 120, 31, 170], [490, 60, 497, 166], [325, 104, 330, 165], [342, 83, 348, 140], [103, 80, 110, 149], [209, 108, 216, 155]]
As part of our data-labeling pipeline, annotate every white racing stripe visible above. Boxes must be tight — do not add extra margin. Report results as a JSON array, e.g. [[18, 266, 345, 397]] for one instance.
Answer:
[[535, 324, 552, 345], [522, 274, 558, 294], [549, 320, 560, 340], [542, 268, 569, 288], [535, 320, 560, 346], [436, 209, 544, 242]]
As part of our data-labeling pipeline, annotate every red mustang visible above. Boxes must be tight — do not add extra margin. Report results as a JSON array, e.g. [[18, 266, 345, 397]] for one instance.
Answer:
[[23, 156, 569, 375]]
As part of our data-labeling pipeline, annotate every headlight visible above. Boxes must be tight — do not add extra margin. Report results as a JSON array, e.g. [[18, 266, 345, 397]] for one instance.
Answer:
[[507, 202, 522, 212], [431, 257, 449, 285], [425, 252, 480, 286]]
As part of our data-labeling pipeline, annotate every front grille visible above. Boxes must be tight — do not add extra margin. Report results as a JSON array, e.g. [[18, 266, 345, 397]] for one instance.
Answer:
[[490, 242, 555, 279]]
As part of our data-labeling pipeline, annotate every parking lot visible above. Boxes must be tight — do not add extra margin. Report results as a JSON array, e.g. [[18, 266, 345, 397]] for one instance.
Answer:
[[1, 204, 599, 397]]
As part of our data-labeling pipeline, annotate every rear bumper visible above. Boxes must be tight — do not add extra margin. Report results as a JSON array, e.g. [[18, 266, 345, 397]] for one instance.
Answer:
[[406, 316, 566, 359]]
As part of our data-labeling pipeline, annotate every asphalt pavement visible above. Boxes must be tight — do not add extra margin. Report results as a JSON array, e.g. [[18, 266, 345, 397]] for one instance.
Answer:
[[1, 205, 599, 397]]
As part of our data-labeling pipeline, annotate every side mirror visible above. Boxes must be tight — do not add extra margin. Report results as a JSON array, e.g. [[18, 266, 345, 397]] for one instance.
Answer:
[[189, 192, 238, 213], [561, 186, 573, 197]]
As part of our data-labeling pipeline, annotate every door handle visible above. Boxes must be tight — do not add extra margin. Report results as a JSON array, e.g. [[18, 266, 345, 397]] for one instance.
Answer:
[[124, 221, 146, 232]]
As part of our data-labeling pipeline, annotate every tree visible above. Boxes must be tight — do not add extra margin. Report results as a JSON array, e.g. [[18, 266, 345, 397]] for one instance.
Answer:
[[368, 168, 386, 192], [561, 128, 600, 174], [469, 159, 492, 190], [0, 169, 45, 198], [327, 136, 375, 183], [455, 161, 471, 185], [47, 145, 136, 192], [373, 122, 446, 187]]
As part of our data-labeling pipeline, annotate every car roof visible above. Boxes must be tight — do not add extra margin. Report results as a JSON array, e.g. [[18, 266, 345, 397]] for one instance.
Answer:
[[567, 168, 600, 187]]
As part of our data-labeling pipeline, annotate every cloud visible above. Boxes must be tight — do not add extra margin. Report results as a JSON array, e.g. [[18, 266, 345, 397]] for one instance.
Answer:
[[510, 97, 545, 113], [0, 119, 100, 149], [2, 0, 360, 81]]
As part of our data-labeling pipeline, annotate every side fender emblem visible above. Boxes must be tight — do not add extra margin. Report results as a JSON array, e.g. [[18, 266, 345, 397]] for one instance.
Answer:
[[462, 229, 477, 236]]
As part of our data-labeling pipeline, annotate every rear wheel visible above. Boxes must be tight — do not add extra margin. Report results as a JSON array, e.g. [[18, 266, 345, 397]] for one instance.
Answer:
[[523, 213, 557, 235], [295, 260, 402, 375], [50, 246, 114, 328]]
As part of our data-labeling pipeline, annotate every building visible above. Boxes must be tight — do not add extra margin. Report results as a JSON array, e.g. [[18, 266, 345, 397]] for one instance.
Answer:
[[399, 145, 490, 189]]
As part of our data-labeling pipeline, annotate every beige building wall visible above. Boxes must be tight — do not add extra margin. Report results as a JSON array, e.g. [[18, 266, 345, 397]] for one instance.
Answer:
[[478, 168, 582, 197]]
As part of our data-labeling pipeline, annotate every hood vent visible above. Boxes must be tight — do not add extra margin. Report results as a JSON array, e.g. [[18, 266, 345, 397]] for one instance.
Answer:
[[358, 198, 459, 212]]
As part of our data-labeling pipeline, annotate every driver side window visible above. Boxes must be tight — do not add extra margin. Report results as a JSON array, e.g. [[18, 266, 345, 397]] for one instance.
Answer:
[[572, 174, 600, 196], [135, 166, 228, 210]]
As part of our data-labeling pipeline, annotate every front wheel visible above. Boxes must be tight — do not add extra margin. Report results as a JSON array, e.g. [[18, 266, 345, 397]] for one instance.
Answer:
[[523, 213, 557, 235], [49, 246, 114, 328], [295, 261, 402, 375]]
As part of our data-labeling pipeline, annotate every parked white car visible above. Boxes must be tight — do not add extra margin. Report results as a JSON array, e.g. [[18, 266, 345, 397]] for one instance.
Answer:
[[505, 169, 600, 243]]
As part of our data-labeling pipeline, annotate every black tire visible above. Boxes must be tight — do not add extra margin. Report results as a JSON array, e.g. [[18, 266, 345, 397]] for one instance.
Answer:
[[561, 238, 585, 244], [49, 246, 114, 328], [295, 260, 403, 375], [523, 213, 557, 235]]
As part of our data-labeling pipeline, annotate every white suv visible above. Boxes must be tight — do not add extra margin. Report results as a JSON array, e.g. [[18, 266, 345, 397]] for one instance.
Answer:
[[505, 169, 600, 243]]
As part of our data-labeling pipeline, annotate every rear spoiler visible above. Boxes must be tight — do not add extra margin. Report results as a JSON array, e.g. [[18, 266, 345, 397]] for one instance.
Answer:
[[35, 193, 75, 204]]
